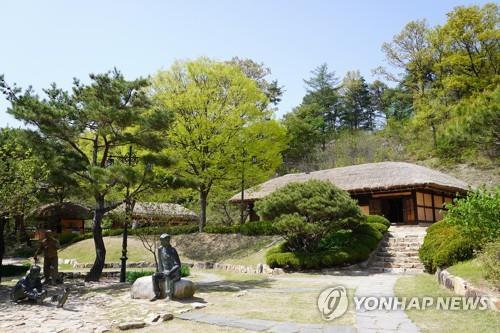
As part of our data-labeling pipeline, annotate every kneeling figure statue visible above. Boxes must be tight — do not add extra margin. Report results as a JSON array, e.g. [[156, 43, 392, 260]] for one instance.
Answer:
[[11, 265, 47, 304], [150, 233, 181, 301]]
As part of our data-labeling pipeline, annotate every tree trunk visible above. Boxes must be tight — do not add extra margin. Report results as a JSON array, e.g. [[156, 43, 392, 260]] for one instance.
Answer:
[[431, 122, 437, 149], [14, 214, 28, 244], [0, 217, 7, 283], [86, 200, 106, 282], [199, 190, 208, 232]]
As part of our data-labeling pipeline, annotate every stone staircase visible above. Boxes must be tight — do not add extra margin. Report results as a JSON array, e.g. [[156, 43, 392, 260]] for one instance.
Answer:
[[370, 226, 427, 273]]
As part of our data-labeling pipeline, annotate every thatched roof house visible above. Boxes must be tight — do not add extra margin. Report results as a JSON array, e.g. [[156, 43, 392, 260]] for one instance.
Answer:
[[111, 202, 198, 226], [230, 162, 469, 225], [31, 202, 92, 237]]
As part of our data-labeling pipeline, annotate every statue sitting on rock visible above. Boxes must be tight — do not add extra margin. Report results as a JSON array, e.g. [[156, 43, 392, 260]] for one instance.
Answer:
[[150, 233, 181, 301], [131, 233, 195, 300], [10, 265, 48, 304]]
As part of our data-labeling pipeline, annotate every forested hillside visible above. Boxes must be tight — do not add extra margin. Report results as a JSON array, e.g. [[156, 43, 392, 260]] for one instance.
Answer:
[[282, 3, 499, 178]]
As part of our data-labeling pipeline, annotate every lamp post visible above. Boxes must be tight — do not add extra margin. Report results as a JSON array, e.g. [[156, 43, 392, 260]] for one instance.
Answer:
[[107, 146, 138, 283]]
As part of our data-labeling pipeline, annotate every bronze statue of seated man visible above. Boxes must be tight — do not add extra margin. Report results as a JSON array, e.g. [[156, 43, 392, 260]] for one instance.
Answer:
[[150, 233, 181, 301], [11, 265, 48, 304]]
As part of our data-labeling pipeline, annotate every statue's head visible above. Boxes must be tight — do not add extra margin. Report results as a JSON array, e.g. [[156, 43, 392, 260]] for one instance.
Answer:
[[27, 265, 41, 280], [45, 229, 53, 237], [159, 233, 171, 247]]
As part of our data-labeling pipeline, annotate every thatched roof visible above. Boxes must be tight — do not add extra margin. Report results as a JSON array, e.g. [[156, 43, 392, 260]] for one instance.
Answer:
[[31, 202, 92, 220], [113, 202, 198, 221], [230, 162, 469, 203]]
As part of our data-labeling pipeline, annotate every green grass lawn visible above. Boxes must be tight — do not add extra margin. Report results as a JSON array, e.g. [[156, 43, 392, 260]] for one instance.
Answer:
[[59, 236, 155, 263], [448, 259, 498, 291], [395, 274, 500, 333]]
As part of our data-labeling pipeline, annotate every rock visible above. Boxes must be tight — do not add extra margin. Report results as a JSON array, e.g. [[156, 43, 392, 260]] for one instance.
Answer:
[[235, 290, 248, 297], [174, 279, 196, 299], [160, 313, 174, 321], [257, 263, 263, 274], [176, 308, 192, 314], [190, 302, 206, 309], [95, 326, 111, 333], [118, 321, 146, 330], [453, 277, 467, 296], [131, 276, 195, 299], [272, 268, 285, 275], [145, 313, 161, 323]]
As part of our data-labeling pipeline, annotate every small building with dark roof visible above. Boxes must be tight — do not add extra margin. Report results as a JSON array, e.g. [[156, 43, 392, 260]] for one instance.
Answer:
[[230, 162, 469, 224], [110, 202, 198, 227], [31, 202, 92, 238]]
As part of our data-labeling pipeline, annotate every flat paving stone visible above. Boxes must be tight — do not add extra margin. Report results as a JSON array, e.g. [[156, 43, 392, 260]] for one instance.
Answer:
[[354, 274, 420, 333]]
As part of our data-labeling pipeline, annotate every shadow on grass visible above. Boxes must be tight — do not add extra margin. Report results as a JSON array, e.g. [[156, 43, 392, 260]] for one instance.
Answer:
[[196, 278, 274, 293]]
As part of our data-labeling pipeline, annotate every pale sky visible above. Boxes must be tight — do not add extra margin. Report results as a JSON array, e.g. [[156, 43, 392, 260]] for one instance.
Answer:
[[0, 0, 490, 127]]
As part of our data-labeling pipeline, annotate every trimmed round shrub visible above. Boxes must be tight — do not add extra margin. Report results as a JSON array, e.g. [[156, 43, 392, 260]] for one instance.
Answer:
[[419, 220, 475, 273], [256, 180, 364, 252], [266, 222, 387, 270], [367, 222, 389, 234], [366, 215, 391, 228]]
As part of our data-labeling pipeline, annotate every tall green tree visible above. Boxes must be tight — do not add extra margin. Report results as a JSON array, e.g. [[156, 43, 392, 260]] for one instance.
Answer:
[[0, 70, 170, 281], [0, 128, 47, 282], [340, 71, 372, 130], [152, 58, 286, 231], [302, 63, 341, 147]]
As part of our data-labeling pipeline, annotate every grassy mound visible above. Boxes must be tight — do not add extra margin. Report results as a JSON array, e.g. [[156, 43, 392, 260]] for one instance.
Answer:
[[59, 233, 281, 264]]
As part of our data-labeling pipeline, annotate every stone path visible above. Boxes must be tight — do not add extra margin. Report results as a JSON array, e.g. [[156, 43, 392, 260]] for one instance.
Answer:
[[0, 270, 421, 332], [355, 274, 420, 333], [189, 271, 421, 333], [177, 312, 356, 333]]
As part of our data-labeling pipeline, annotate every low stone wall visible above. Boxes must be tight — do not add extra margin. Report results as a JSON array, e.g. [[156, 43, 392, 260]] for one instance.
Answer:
[[60, 258, 285, 275], [436, 269, 499, 311]]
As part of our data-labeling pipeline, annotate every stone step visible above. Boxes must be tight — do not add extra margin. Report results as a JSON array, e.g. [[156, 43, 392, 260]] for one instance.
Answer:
[[383, 267, 424, 273], [368, 227, 427, 272]]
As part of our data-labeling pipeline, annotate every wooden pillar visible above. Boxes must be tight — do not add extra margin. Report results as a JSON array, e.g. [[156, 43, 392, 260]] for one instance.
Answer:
[[248, 202, 260, 222], [412, 190, 418, 225]]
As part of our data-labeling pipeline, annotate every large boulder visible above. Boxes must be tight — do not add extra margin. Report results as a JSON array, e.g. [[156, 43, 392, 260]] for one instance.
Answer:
[[131, 276, 195, 300]]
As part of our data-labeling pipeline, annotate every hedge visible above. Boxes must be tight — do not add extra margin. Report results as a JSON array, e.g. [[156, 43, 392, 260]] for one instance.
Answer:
[[0, 263, 30, 277], [419, 220, 475, 273]]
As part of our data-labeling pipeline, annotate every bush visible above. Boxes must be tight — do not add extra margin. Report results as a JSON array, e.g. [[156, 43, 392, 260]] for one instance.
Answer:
[[255, 180, 364, 252], [103, 228, 124, 237], [366, 215, 391, 228], [367, 222, 389, 234], [126, 264, 191, 283], [479, 240, 500, 287], [239, 220, 278, 236], [266, 222, 387, 270], [419, 221, 475, 273], [180, 264, 191, 277], [58, 231, 80, 246], [445, 187, 500, 245], [204, 224, 239, 234], [129, 224, 199, 236], [126, 270, 156, 283], [0, 263, 30, 277]]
